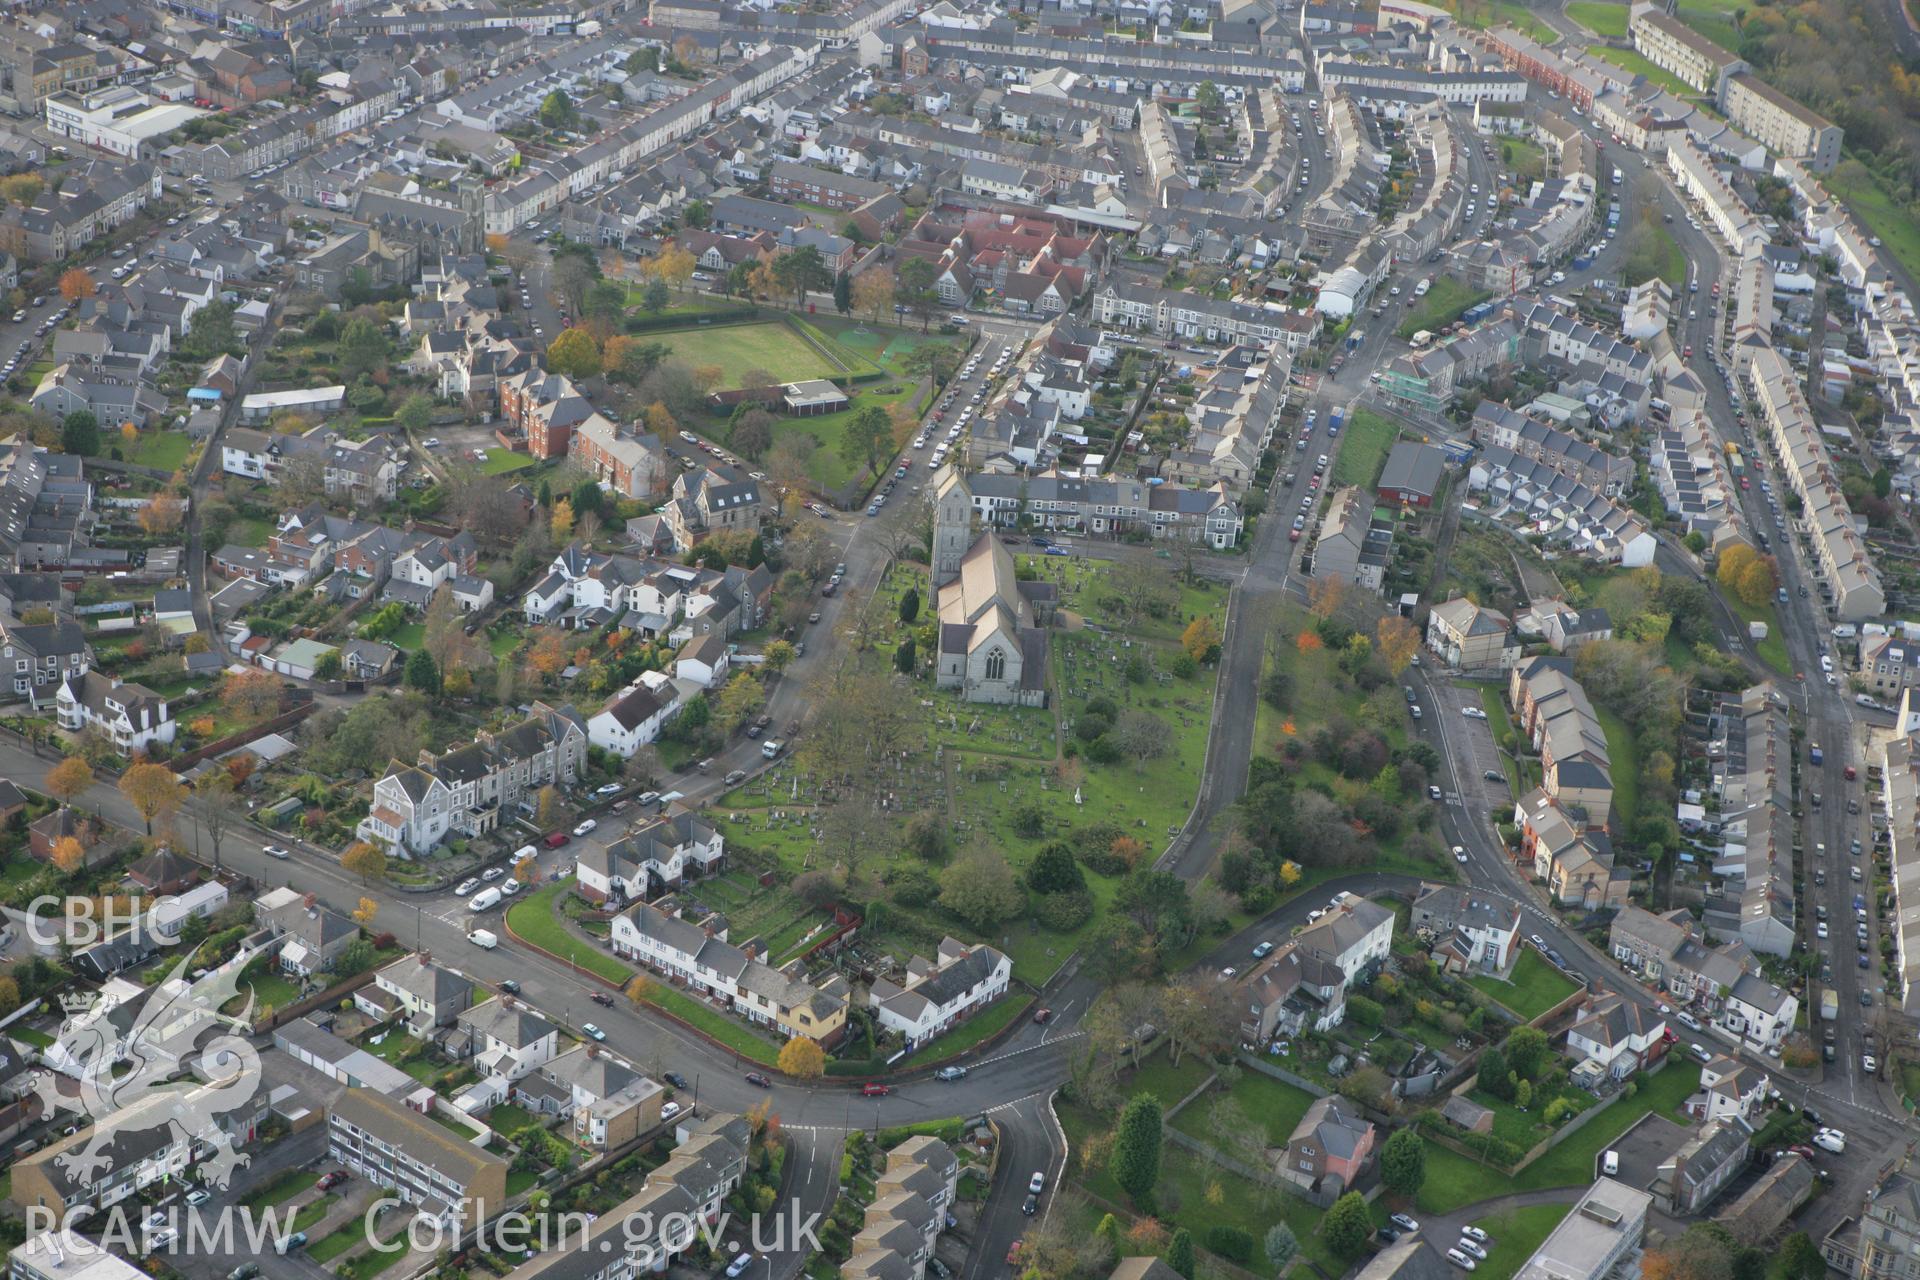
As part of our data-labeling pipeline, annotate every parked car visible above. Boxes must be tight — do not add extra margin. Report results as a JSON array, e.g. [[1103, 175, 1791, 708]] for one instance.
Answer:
[[455, 878, 480, 895], [935, 1066, 968, 1081], [664, 1072, 689, 1090], [744, 1072, 772, 1088], [572, 819, 597, 837], [1032, 1007, 1052, 1023], [725, 1253, 757, 1277], [1029, 1172, 1047, 1194], [1252, 941, 1275, 958], [263, 845, 291, 860], [499, 979, 521, 995], [590, 992, 614, 1007], [582, 1023, 606, 1042], [1391, 1216, 1421, 1233], [861, 1082, 890, 1097]]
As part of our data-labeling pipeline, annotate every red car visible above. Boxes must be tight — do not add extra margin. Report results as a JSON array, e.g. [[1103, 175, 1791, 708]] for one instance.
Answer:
[[860, 1082, 890, 1097], [316, 1171, 347, 1190], [1032, 1008, 1052, 1024], [543, 831, 570, 848], [1008, 1242, 1025, 1266]]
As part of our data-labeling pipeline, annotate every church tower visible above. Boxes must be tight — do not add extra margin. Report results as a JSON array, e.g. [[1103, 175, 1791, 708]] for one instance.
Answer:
[[930, 468, 974, 587], [457, 177, 486, 256]]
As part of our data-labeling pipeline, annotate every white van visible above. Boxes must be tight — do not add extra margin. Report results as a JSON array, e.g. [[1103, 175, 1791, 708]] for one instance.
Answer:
[[513, 844, 538, 863], [1603, 1150, 1619, 1175], [469, 887, 503, 912], [761, 739, 784, 760]]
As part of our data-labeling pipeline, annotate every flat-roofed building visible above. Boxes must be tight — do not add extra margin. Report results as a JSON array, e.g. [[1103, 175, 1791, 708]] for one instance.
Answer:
[[1514, 1178, 1651, 1280]]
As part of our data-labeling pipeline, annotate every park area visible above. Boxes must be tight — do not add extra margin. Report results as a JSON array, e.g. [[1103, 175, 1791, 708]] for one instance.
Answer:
[[648, 313, 960, 498], [711, 554, 1230, 985]]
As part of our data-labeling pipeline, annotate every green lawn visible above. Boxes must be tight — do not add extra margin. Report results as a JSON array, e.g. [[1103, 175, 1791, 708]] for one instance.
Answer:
[[1455, 0, 1559, 41], [1725, 593, 1791, 675], [637, 982, 780, 1064], [1586, 45, 1699, 96], [1594, 705, 1639, 829], [900, 994, 1033, 1066], [479, 448, 537, 475], [289, 1194, 338, 1235], [241, 1169, 314, 1211], [228, 516, 274, 548], [1469, 948, 1581, 1020], [388, 623, 426, 652], [1395, 278, 1493, 341], [1672, 0, 1741, 48], [309, 1221, 368, 1265], [503, 879, 635, 985], [1333, 408, 1401, 489], [1828, 159, 1920, 290], [1418, 1062, 1701, 1212], [1565, 0, 1628, 35], [1469, 1203, 1577, 1280], [650, 321, 844, 389], [1623, 225, 1688, 292], [1499, 138, 1548, 183], [130, 429, 192, 472], [1172, 1069, 1318, 1147]]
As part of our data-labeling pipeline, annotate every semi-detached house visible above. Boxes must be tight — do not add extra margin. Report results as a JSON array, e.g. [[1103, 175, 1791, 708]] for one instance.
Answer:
[[357, 702, 586, 854], [869, 937, 1012, 1049]]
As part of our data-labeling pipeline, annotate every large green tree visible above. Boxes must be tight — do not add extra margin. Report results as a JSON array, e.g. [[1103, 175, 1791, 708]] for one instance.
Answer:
[[772, 246, 832, 306], [1505, 1026, 1550, 1081], [839, 404, 893, 476], [61, 411, 99, 456], [1477, 1045, 1513, 1099], [1111, 1093, 1164, 1205], [1323, 1192, 1374, 1258], [1167, 1229, 1196, 1280], [1025, 841, 1085, 894], [1379, 1128, 1427, 1199]]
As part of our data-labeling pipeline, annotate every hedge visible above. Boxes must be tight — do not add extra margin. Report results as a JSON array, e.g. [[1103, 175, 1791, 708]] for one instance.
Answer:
[[1206, 1226, 1255, 1264]]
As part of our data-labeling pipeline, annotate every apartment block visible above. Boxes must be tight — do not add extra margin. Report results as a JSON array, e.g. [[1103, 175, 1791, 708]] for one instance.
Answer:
[[327, 1088, 509, 1228], [1629, 10, 1746, 95], [1722, 73, 1842, 172]]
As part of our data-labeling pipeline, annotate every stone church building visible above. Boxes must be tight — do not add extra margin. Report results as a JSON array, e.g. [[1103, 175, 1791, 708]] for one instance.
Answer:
[[930, 470, 1054, 706]]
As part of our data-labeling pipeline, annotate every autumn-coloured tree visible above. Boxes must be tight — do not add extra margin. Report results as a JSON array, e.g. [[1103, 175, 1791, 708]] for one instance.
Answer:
[[1377, 615, 1420, 674], [550, 497, 576, 540], [536, 784, 560, 828], [118, 763, 181, 837], [776, 1035, 826, 1078], [51, 835, 88, 874], [624, 974, 654, 1005], [342, 841, 388, 884], [689, 364, 724, 395], [45, 755, 93, 808], [0, 975, 19, 1018], [546, 327, 602, 379], [644, 400, 679, 444], [184, 633, 210, 655], [1307, 575, 1348, 618], [528, 630, 570, 678], [513, 857, 537, 886], [352, 896, 379, 926], [225, 753, 256, 787], [221, 669, 283, 721], [1735, 555, 1777, 607], [1180, 615, 1222, 663], [852, 266, 895, 321], [646, 244, 696, 291], [59, 268, 96, 304], [120, 422, 139, 445], [139, 494, 185, 536]]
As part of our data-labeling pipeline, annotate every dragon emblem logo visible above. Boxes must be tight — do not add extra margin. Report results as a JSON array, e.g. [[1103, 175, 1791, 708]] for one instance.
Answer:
[[33, 942, 266, 1194]]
